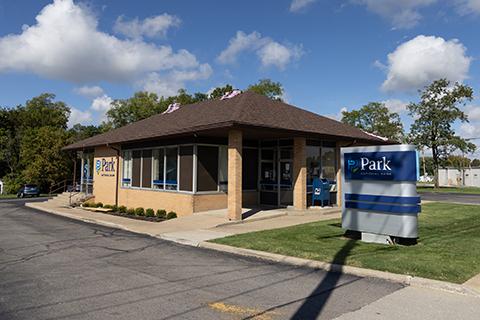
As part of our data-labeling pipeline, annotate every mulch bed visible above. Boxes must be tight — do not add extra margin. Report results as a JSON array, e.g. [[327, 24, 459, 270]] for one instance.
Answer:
[[105, 211, 166, 222]]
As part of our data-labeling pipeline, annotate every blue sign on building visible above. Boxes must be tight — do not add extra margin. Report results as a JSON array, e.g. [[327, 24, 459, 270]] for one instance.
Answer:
[[344, 150, 418, 181]]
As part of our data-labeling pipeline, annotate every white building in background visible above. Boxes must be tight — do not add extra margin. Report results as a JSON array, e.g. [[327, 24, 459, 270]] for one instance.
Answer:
[[438, 167, 480, 187], [0, 180, 3, 194]]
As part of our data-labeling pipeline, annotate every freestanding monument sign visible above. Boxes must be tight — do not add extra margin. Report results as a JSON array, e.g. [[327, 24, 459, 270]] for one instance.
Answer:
[[341, 144, 420, 244]]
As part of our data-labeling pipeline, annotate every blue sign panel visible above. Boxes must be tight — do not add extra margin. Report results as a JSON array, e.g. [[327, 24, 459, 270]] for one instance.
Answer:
[[344, 151, 417, 181]]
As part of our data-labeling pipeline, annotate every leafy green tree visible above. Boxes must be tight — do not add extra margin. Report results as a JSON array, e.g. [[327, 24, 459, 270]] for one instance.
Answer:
[[341, 102, 404, 141], [67, 124, 104, 144], [106, 92, 165, 128], [408, 79, 476, 187], [471, 158, 480, 167], [444, 155, 471, 170], [0, 107, 21, 177], [20, 93, 70, 130], [247, 79, 284, 101], [209, 84, 233, 99], [20, 127, 71, 191]]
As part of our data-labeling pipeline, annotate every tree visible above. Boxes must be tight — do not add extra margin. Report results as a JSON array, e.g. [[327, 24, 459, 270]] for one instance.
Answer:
[[20, 93, 70, 130], [408, 79, 476, 188], [247, 79, 284, 101], [209, 84, 233, 99], [106, 89, 209, 128], [20, 127, 71, 191], [0, 94, 72, 193], [341, 102, 404, 141], [471, 159, 480, 167]]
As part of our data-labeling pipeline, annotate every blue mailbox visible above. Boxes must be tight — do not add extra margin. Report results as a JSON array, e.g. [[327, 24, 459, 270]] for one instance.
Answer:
[[312, 178, 330, 207]]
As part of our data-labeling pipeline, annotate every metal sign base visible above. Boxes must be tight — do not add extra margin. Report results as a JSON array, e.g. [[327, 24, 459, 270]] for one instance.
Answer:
[[361, 232, 392, 245]]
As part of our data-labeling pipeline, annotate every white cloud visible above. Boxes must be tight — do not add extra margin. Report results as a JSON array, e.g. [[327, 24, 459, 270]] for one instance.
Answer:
[[257, 42, 303, 70], [383, 99, 408, 114], [74, 85, 104, 98], [381, 35, 471, 92], [91, 95, 113, 113], [217, 31, 303, 70], [290, 0, 317, 12], [68, 107, 92, 127], [0, 0, 209, 85], [141, 64, 212, 97], [113, 13, 181, 39], [354, 0, 437, 29], [456, 0, 480, 15], [326, 107, 348, 121]]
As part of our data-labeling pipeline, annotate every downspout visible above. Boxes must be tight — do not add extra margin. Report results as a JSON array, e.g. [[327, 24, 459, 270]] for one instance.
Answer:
[[108, 144, 121, 207]]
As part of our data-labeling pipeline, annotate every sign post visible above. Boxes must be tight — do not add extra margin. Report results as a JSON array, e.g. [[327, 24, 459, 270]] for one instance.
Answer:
[[341, 144, 420, 244]]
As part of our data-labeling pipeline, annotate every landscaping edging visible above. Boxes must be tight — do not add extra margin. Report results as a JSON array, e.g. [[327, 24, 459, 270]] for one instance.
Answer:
[[198, 241, 480, 298]]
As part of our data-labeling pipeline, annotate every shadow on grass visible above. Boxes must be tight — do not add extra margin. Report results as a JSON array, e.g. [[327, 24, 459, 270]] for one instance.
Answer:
[[289, 239, 357, 319]]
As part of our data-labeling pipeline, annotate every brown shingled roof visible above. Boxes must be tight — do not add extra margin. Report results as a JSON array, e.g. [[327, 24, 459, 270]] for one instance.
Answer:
[[64, 91, 386, 150]]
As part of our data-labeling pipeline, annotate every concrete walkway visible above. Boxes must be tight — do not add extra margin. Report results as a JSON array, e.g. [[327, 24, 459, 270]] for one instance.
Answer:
[[26, 201, 341, 246]]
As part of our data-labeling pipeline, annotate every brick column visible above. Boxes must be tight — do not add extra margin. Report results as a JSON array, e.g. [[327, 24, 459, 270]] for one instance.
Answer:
[[336, 142, 342, 207], [293, 137, 307, 210], [228, 129, 242, 220]]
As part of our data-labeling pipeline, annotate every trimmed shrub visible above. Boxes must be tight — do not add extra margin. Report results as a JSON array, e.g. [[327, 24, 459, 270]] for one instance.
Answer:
[[166, 211, 177, 219], [118, 205, 127, 213], [82, 202, 92, 208], [127, 208, 135, 215], [111, 205, 118, 212], [135, 207, 145, 216], [156, 209, 166, 219], [95, 202, 103, 208], [103, 204, 113, 209], [145, 208, 155, 217]]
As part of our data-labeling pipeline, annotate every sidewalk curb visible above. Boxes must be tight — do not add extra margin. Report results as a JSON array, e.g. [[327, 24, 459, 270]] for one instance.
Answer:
[[25, 202, 159, 239], [198, 241, 480, 298], [25, 202, 480, 299]]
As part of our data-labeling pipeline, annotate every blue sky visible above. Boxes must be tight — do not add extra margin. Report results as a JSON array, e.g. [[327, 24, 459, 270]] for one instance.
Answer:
[[1, 0, 480, 144]]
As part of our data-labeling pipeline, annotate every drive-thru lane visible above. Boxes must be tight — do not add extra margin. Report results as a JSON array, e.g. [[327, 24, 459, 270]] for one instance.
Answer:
[[0, 200, 402, 320]]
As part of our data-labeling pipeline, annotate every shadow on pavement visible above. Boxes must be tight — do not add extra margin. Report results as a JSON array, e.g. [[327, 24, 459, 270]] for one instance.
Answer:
[[289, 239, 357, 320]]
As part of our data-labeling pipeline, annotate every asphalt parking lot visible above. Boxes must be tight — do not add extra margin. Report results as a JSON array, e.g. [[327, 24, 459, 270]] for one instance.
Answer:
[[0, 200, 402, 320], [420, 192, 480, 205]]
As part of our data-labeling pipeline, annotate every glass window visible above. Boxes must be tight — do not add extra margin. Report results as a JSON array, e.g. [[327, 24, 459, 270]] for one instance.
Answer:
[[131, 150, 142, 187], [152, 149, 164, 189], [306, 146, 321, 186], [218, 146, 228, 192], [197, 146, 219, 192], [122, 150, 132, 187], [179, 146, 193, 191], [321, 147, 336, 181], [142, 150, 152, 188], [165, 147, 178, 190], [243, 148, 258, 190]]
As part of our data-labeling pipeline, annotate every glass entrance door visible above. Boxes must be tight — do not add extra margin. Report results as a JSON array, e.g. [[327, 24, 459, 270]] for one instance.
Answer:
[[259, 143, 293, 207]]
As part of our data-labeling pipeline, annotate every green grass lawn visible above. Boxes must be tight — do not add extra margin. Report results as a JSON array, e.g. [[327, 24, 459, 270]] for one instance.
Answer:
[[212, 202, 480, 283], [417, 186, 480, 194], [0, 194, 49, 199]]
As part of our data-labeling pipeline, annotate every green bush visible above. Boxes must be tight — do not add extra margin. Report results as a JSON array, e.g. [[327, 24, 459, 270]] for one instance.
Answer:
[[82, 202, 92, 208], [111, 205, 118, 212], [127, 208, 135, 215], [135, 207, 145, 216], [2, 173, 24, 195], [95, 202, 103, 208], [118, 205, 127, 213], [103, 204, 113, 209], [145, 208, 155, 217], [156, 209, 166, 219], [167, 211, 177, 219]]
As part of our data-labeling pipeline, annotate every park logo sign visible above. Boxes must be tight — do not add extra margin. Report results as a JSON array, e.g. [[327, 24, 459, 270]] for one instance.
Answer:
[[341, 144, 420, 244], [95, 158, 116, 177]]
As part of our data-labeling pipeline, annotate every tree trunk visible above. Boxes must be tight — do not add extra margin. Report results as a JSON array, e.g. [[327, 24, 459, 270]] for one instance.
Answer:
[[432, 147, 439, 188]]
